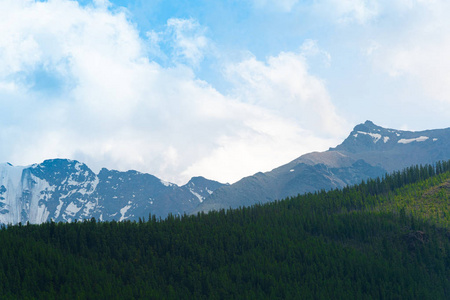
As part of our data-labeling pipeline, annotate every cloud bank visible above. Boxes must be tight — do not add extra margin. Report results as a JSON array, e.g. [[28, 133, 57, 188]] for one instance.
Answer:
[[0, 0, 346, 184], [2, 0, 450, 184]]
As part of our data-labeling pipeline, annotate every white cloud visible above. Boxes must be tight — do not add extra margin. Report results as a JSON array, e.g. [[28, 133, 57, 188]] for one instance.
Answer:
[[300, 39, 331, 67], [0, 0, 346, 185], [225, 50, 347, 138], [182, 111, 337, 183], [166, 18, 210, 67], [366, 0, 450, 108]]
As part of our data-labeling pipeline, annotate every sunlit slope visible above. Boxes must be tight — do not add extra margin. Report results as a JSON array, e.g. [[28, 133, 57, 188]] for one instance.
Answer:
[[374, 170, 450, 228]]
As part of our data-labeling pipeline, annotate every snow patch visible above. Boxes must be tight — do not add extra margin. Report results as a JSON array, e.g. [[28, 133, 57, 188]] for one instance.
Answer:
[[74, 162, 82, 171], [398, 136, 429, 144], [65, 202, 82, 217], [189, 188, 204, 203], [433, 138, 438, 142], [36, 203, 49, 224], [383, 136, 390, 143], [54, 200, 64, 219], [0, 165, 54, 224], [27, 174, 53, 224], [120, 205, 131, 221], [357, 131, 382, 143], [290, 169, 295, 172], [82, 201, 96, 217], [61, 175, 98, 195], [160, 180, 174, 187], [90, 176, 99, 192]]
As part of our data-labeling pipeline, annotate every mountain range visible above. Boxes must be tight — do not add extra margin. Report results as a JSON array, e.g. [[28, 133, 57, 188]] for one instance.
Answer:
[[1, 120, 449, 224], [195, 120, 450, 212], [0, 160, 225, 224]]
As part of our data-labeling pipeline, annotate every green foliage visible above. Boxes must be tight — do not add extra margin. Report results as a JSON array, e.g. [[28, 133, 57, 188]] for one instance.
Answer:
[[0, 160, 449, 299]]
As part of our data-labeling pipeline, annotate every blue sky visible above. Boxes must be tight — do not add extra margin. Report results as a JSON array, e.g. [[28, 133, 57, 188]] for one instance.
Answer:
[[1, 0, 449, 184]]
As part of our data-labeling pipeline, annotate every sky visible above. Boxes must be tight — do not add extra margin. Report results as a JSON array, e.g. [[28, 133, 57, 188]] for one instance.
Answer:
[[1, 0, 449, 185]]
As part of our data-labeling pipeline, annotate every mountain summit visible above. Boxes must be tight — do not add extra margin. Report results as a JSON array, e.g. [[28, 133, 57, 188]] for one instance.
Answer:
[[194, 121, 450, 213], [334, 120, 449, 171]]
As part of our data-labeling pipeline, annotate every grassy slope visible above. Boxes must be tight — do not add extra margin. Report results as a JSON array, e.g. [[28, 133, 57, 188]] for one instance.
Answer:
[[376, 172, 450, 227]]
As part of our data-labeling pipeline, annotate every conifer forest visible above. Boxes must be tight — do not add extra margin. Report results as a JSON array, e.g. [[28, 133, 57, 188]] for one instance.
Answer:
[[0, 161, 449, 299]]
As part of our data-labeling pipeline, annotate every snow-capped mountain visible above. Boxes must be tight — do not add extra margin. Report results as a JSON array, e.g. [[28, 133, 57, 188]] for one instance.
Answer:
[[328, 121, 450, 172], [0, 159, 225, 225], [195, 121, 450, 213]]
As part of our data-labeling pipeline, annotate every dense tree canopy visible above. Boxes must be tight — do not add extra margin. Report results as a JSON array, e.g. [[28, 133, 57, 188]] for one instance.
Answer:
[[0, 161, 449, 299]]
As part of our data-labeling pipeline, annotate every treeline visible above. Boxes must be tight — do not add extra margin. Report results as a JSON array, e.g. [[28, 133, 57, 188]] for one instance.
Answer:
[[357, 160, 450, 196], [0, 161, 449, 299], [278, 159, 450, 217]]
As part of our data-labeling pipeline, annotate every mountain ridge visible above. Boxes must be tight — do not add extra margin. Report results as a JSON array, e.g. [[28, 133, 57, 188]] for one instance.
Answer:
[[195, 120, 450, 213], [1, 120, 449, 224], [0, 159, 225, 224]]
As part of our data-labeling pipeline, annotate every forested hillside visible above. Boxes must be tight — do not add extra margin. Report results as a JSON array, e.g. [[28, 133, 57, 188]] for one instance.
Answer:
[[0, 161, 449, 299]]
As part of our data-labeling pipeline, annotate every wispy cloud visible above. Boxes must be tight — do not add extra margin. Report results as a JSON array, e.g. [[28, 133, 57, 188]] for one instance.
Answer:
[[328, 0, 379, 24], [166, 18, 211, 67]]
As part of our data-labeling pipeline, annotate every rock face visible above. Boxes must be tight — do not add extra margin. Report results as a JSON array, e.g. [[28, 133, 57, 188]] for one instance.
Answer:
[[195, 121, 450, 213], [0, 160, 225, 224]]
